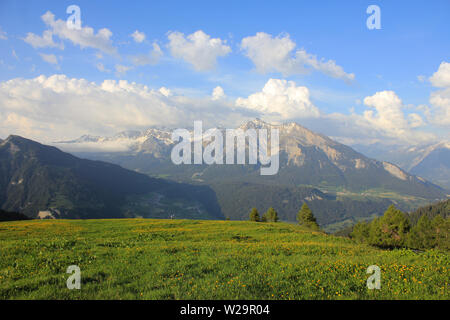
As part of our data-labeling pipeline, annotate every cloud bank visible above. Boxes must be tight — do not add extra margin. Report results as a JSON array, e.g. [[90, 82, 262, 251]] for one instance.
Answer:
[[0, 74, 246, 143], [0, 67, 447, 146]]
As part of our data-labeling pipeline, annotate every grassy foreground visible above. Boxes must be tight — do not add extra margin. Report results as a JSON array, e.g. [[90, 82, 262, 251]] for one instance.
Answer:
[[0, 219, 448, 300]]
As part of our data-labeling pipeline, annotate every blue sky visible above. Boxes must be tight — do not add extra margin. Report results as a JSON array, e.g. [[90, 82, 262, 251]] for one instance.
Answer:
[[0, 0, 449, 145]]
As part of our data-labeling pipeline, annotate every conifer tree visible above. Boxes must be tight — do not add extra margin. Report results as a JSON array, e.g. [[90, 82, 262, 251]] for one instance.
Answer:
[[264, 207, 279, 222], [407, 215, 435, 249], [350, 221, 370, 242], [249, 208, 260, 222], [368, 205, 410, 248], [261, 213, 268, 222], [431, 215, 449, 250], [297, 203, 319, 230]]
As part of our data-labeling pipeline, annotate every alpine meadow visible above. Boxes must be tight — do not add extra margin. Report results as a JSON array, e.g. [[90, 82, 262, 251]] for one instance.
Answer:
[[0, 219, 448, 300], [0, 0, 449, 307]]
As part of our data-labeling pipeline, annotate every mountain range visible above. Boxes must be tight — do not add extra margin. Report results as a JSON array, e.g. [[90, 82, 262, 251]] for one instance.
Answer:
[[353, 141, 450, 189], [57, 119, 445, 195], [53, 119, 448, 231]]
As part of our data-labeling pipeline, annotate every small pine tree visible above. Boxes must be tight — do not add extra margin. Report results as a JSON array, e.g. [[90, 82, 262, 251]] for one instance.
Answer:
[[249, 208, 260, 222], [265, 207, 279, 222], [261, 213, 268, 222], [368, 205, 410, 248], [273, 210, 279, 222], [407, 215, 435, 249], [297, 203, 319, 230], [350, 221, 370, 242], [431, 215, 449, 250]]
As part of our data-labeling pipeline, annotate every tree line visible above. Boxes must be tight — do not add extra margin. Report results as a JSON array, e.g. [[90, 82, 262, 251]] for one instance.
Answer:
[[249, 203, 320, 231], [350, 204, 449, 250], [247, 201, 449, 251]]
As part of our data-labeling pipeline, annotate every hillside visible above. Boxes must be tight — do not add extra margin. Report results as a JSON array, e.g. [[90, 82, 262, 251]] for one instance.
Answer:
[[0, 135, 222, 220], [410, 146, 450, 190], [210, 181, 392, 227], [58, 119, 446, 199], [354, 142, 450, 190], [408, 199, 450, 225], [334, 200, 450, 238], [56, 119, 447, 229], [0, 209, 31, 221], [0, 219, 448, 300]]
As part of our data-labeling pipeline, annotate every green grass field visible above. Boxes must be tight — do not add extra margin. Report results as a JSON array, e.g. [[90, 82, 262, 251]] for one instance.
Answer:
[[0, 219, 448, 300]]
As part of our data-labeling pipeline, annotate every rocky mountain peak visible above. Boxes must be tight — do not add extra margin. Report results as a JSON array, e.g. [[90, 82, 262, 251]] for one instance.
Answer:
[[239, 118, 272, 130]]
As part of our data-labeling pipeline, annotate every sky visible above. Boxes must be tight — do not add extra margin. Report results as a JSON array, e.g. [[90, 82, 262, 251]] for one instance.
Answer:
[[0, 0, 449, 146]]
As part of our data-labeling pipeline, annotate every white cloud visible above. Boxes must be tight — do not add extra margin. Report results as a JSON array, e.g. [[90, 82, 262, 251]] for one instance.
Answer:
[[407, 113, 425, 128], [0, 74, 248, 143], [11, 49, 19, 61], [308, 90, 434, 146], [417, 75, 426, 83], [39, 53, 58, 65], [212, 86, 225, 100], [24, 29, 64, 49], [295, 49, 355, 83], [130, 43, 163, 66], [241, 32, 302, 75], [131, 30, 146, 43], [362, 91, 426, 140], [115, 64, 133, 76], [428, 88, 450, 126], [158, 87, 172, 97], [96, 63, 110, 73], [167, 30, 231, 71], [235, 78, 320, 119], [0, 75, 439, 148], [426, 61, 450, 127], [302, 111, 434, 147], [235, 83, 433, 145], [429, 62, 450, 88], [241, 32, 354, 82], [24, 11, 116, 55]]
